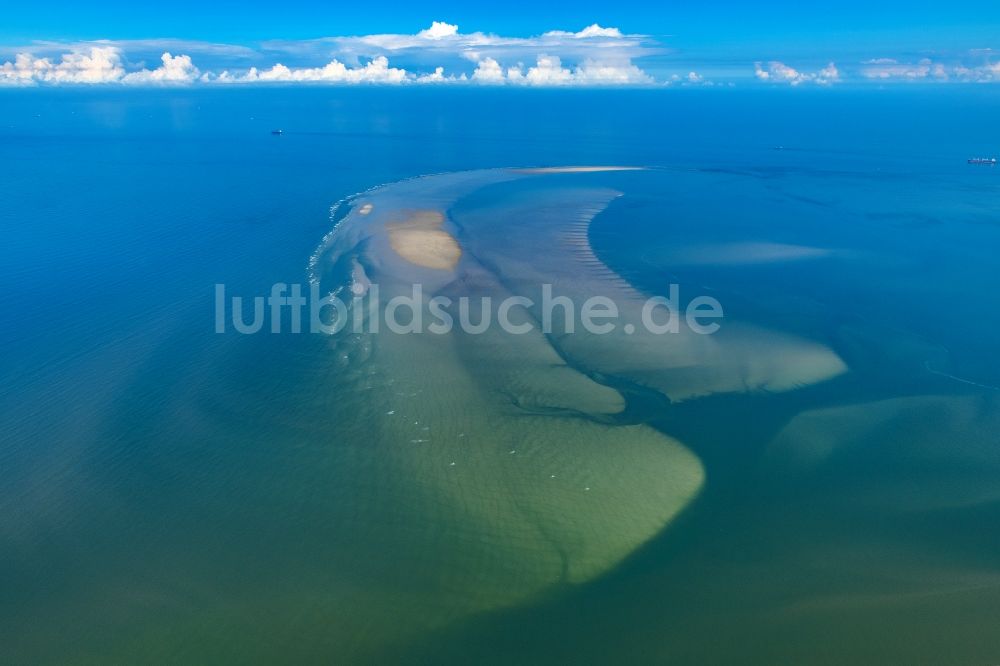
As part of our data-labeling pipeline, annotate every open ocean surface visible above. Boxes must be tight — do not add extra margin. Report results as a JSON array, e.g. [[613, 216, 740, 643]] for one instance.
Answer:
[[2, 87, 1000, 664]]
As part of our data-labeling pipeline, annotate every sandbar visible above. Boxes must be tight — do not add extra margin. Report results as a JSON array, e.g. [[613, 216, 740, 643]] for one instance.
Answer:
[[387, 210, 461, 270]]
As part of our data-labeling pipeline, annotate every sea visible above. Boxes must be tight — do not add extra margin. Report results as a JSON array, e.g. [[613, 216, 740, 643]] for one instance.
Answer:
[[2, 86, 1000, 664]]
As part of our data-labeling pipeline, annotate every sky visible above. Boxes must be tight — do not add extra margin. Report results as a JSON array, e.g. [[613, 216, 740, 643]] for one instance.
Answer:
[[1, 0, 999, 87]]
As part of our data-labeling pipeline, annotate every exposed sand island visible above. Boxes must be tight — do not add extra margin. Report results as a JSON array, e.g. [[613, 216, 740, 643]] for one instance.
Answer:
[[386, 210, 461, 270]]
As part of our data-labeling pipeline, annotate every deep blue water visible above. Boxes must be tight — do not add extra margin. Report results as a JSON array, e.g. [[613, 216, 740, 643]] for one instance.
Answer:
[[2, 87, 1000, 664]]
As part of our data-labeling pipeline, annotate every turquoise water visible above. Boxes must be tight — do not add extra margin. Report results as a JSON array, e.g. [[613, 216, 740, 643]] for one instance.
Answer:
[[2, 87, 1000, 663]]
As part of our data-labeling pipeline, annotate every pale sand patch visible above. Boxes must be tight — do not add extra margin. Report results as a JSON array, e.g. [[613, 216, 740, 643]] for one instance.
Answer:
[[766, 394, 1000, 510], [358, 203, 373, 215], [514, 166, 646, 174], [387, 210, 461, 270], [651, 242, 835, 266]]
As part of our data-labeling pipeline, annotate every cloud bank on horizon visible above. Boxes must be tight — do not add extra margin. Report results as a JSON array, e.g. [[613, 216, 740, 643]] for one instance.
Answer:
[[2, 22, 999, 87]]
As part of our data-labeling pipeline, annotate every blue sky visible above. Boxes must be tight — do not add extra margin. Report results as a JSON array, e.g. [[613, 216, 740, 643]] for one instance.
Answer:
[[2, 0, 996, 45], [1, 1, 998, 86]]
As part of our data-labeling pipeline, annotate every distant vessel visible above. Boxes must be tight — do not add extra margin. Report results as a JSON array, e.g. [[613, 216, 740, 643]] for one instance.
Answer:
[[968, 157, 996, 165], [271, 129, 284, 135]]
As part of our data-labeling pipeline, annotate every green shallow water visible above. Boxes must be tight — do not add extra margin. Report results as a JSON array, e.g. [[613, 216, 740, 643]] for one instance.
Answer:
[[4, 101, 1000, 663]]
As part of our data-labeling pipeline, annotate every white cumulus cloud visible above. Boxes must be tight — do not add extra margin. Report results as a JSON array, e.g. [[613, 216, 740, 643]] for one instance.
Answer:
[[543, 24, 624, 39], [263, 22, 655, 78], [524, 55, 573, 85], [0, 23, 661, 87], [471, 57, 506, 83], [1, 47, 125, 85], [416, 66, 465, 83], [858, 58, 1000, 82], [210, 55, 408, 83], [417, 21, 460, 40], [754, 61, 839, 85], [469, 54, 652, 86], [573, 58, 653, 85], [7, 22, 1000, 88], [122, 52, 200, 84]]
